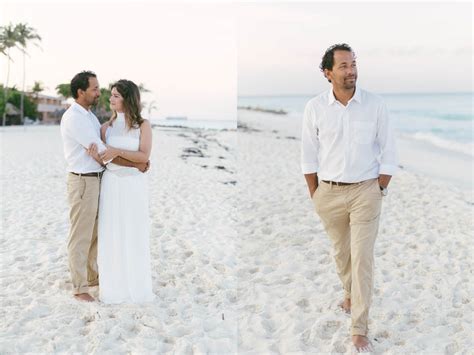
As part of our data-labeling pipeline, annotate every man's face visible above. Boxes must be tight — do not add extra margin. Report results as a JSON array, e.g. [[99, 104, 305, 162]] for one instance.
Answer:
[[325, 50, 357, 90], [79, 77, 100, 106]]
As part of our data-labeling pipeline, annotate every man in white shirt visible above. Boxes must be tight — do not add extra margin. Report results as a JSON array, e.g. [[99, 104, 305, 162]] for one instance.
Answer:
[[301, 44, 398, 352], [60, 71, 148, 302]]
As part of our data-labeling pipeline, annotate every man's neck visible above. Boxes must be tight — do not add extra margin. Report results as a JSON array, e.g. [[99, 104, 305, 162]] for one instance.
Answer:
[[332, 87, 355, 106], [75, 99, 90, 111]]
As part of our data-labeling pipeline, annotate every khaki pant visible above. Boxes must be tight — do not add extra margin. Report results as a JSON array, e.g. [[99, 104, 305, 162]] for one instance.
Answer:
[[66, 173, 100, 294], [313, 178, 382, 336]]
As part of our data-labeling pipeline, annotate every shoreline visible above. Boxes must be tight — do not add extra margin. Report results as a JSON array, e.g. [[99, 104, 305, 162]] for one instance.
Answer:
[[236, 109, 473, 194], [397, 134, 473, 191]]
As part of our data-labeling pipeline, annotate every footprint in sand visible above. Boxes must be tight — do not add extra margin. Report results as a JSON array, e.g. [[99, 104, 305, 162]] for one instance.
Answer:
[[394, 339, 406, 346], [296, 298, 310, 309], [312, 320, 342, 340], [248, 267, 259, 274], [167, 309, 178, 317], [213, 264, 226, 273], [445, 342, 460, 354], [300, 329, 312, 346], [225, 291, 238, 303], [260, 317, 276, 334], [318, 255, 330, 265], [375, 330, 390, 339], [331, 341, 346, 353], [195, 287, 206, 294], [447, 310, 462, 318]]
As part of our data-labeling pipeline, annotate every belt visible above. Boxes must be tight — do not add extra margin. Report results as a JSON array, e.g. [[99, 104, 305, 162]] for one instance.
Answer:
[[322, 180, 360, 186], [70, 171, 103, 177]]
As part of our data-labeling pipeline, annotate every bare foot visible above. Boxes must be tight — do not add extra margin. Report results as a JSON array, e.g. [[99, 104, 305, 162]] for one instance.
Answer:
[[338, 298, 351, 313], [352, 335, 373, 352], [74, 293, 95, 302]]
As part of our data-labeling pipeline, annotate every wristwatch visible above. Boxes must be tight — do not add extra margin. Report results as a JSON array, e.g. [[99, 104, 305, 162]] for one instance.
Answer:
[[379, 186, 388, 196]]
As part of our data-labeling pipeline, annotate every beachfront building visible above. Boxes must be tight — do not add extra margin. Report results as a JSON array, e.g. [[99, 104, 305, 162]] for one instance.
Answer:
[[32, 93, 68, 124]]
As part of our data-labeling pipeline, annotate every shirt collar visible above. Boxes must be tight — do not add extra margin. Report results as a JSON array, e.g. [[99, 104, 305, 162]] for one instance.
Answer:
[[327, 87, 362, 105], [351, 87, 362, 104], [328, 90, 337, 105], [72, 101, 91, 115]]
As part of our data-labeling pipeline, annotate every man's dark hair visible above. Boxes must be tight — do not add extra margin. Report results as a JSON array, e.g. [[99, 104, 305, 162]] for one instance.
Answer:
[[319, 43, 354, 82], [70, 71, 97, 99]]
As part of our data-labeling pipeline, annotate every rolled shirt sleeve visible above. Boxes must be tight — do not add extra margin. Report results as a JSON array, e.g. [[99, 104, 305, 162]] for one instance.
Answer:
[[65, 114, 107, 154], [301, 101, 320, 174], [376, 102, 399, 176]]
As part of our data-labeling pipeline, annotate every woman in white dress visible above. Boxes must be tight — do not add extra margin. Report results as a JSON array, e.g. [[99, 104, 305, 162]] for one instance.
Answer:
[[89, 79, 155, 304]]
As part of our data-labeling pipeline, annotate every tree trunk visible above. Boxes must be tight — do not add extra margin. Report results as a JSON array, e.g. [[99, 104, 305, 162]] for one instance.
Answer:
[[2, 49, 11, 127], [20, 50, 25, 125]]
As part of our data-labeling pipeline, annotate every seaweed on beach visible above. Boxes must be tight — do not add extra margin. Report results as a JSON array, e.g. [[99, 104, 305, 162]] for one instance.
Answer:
[[237, 122, 261, 133], [237, 105, 287, 115], [181, 147, 205, 159]]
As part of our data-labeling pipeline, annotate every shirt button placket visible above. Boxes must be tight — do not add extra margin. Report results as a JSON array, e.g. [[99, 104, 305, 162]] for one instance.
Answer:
[[342, 107, 350, 181]]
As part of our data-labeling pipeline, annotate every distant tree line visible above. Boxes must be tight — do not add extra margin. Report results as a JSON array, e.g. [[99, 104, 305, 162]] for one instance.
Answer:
[[1, 22, 41, 125], [1, 23, 155, 125]]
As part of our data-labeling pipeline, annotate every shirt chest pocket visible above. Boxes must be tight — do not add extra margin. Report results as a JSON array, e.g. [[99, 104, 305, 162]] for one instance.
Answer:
[[353, 120, 375, 144]]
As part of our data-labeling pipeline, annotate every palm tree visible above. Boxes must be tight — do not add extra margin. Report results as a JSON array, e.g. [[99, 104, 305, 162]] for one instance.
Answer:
[[146, 100, 157, 118], [138, 83, 150, 93], [15, 23, 41, 124], [0, 23, 19, 126], [31, 81, 44, 99], [56, 83, 71, 99]]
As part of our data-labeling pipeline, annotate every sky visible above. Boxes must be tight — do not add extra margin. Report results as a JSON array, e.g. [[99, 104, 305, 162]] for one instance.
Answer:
[[1, 1, 472, 117], [237, 1, 473, 96], [0, 2, 237, 121]]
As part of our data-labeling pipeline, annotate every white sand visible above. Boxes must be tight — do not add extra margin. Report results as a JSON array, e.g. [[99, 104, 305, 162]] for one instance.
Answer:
[[1, 114, 473, 354], [235, 110, 473, 354], [1, 125, 238, 353]]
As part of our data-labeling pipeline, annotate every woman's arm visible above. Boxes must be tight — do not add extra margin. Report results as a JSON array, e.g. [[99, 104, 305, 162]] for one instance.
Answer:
[[100, 122, 109, 143], [100, 120, 152, 163]]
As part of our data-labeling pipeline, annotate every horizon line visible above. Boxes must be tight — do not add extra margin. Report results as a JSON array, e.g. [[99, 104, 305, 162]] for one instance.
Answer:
[[238, 91, 474, 98]]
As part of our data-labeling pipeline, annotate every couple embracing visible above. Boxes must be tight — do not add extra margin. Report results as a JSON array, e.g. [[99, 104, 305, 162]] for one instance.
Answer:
[[60, 71, 155, 304]]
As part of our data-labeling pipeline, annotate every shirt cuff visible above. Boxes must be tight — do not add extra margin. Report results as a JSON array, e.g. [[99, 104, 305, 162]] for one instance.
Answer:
[[379, 164, 398, 176], [301, 163, 319, 174], [97, 141, 107, 154]]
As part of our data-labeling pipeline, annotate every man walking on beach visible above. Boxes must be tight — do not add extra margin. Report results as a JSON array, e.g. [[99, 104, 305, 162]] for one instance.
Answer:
[[60, 71, 148, 302], [301, 44, 398, 352]]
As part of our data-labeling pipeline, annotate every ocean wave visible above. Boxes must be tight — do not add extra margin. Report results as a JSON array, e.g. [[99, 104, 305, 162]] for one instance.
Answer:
[[391, 110, 473, 121], [410, 132, 474, 157]]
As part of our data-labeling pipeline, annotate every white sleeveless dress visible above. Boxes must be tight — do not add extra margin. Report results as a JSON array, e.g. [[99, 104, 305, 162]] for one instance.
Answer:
[[98, 113, 155, 304]]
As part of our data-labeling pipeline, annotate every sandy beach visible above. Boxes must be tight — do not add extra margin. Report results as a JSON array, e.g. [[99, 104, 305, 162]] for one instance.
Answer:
[[234, 110, 473, 354], [1, 125, 238, 353], [1, 112, 473, 353]]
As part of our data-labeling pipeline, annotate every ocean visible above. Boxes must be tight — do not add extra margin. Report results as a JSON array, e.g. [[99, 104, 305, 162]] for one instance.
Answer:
[[151, 119, 236, 130], [238, 93, 473, 157]]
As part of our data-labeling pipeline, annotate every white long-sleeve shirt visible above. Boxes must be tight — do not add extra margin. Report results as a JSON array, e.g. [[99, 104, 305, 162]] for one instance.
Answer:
[[301, 88, 398, 182], [60, 102, 107, 173]]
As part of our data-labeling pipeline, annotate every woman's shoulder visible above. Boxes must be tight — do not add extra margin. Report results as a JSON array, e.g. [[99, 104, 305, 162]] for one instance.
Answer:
[[140, 119, 151, 130], [102, 119, 115, 129], [101, 120, 111, 128]]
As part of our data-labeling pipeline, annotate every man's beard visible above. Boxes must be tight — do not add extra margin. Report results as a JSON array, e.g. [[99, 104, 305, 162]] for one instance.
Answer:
[[343, 77, 356, 89]]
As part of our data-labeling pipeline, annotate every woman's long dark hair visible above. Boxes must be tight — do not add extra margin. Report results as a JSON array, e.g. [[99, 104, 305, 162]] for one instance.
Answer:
[[109, 79, 144, 129]]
